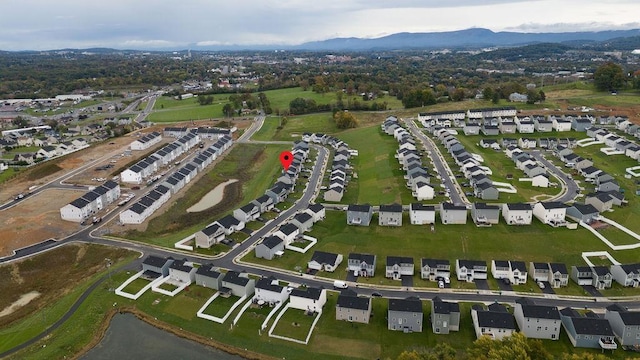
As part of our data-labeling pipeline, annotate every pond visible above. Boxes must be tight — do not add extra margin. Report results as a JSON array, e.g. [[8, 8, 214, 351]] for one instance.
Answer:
[[81, 313, 245, 360]]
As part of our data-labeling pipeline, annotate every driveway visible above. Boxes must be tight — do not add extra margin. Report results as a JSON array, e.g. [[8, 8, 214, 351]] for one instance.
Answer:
[[541, 282, 556, 294], [345, 272, 357, 282], [401, 275, 414, 288], [240, 228, 253, 235], [582, 285, 603, 297], [475, 279, 490, 290], [496, 280, 513, 292]]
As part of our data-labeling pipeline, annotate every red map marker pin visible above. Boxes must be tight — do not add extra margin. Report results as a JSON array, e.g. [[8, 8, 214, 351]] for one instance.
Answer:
[[279, 151, 293, 171]]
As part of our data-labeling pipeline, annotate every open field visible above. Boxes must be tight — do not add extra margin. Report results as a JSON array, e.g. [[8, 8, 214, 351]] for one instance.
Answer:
[[245, 210, 640, 282], [264, 87, 404, 112], [147, 103, 226, 122], [0, 189, 86, 257], [119, 143, 289, 249], [0, 243, 136, 332], [338, 125, 415, 204]]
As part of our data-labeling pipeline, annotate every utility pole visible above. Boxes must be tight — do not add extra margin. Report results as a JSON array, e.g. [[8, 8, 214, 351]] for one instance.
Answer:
[[105, 258, 112, 290]]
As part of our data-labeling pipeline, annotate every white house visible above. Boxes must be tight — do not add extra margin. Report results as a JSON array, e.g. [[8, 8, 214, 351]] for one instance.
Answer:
[[502, 203, 532, 225], [289, 287, 327, 313], [274, 223, 299, 246], [254, 277, 289, 305], [409, 203, 436, 225], [533, 202, 567, 227]]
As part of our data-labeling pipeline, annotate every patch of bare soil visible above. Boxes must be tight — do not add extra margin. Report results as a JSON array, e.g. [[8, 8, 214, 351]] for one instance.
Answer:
[[0, 189, 83, 257]]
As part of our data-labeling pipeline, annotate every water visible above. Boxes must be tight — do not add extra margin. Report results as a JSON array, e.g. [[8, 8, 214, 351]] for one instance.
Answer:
[[81, 313, 245, 360]]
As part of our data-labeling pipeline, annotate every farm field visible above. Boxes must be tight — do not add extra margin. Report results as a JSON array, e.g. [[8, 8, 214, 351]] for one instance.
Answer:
[[264, 87, 404, 112]]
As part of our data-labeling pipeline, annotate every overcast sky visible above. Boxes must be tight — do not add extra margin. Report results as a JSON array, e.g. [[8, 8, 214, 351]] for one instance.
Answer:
[[1, 0, 640, 50]]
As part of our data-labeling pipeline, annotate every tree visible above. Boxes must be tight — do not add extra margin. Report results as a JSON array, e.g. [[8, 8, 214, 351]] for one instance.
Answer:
[[222, 103, 234, 117], [465, 332, 551, 360], [452, 88, 466, 101], [491, 91, 500, 104], [483, 87, 495, 101], [197, 95, 213, 105], [594, 62, 625, 91], [402, 88, 437, 108], [333, 110, 358, 129]]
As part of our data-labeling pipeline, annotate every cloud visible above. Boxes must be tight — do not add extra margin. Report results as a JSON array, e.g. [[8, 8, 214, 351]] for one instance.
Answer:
[[504, 22, 640, 33], [121, 40, 178, 48]]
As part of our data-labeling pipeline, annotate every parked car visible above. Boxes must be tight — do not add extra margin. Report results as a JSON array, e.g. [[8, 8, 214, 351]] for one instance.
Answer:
[[438, 281, 445, 289], [371, 292, 382, 298], [537, 281, 545, 289]]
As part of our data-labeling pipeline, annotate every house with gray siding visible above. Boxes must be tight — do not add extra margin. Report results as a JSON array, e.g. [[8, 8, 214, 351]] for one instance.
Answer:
[[347, 253, 376, 277], [378, 203, 403, 226], [336, 290, 372, 324], [566, 203, 599, 224], [475, 182, 499, 201], [611, 263, 640, 287], [550, 263, 570, 288], [605, 304, 640, 347], [195, 264, 223, 290], [254, 277, 289, 305], [471, 203, 500, 226], [308, 251, 343, 272], [431, 296, 460, 334], [347, 204, 373, 226], [440, 202, 467, 224], [291, 212, 314, 232], [530, 262, 550, 282], [514, 298, 561, 340], [560, 308, 617, 350], [471, 303, 516, 340], [195, 223, 225, 249], [141, 256, 174, 278], [255, 236, 284, 260], [221, 271, 255, 297], [388, 297, 423, 332], [168, 259, 197, 284], [421, 259, 450, 281]]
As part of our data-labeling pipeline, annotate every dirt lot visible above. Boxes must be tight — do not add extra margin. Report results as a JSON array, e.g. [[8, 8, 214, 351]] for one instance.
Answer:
[[0, 189, 85, 257]]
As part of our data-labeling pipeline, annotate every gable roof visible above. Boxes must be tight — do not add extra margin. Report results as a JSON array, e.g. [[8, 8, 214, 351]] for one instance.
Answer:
[[310, 251, 340, 265], [222, 271, 250, 286], [521, 304, 560, 320], [387, 256, 413, 266], [348, 253, 376, 264], [379, 203, 402, 213], [389, 297, 422, 313], [256, 277, 284, 293], [337, 293, 371, 311], [261, 236, 284, 249], [348, 204, 372, 213], [290, 286, 323, 300], [195, 264, 221, 279], [432, 296, 459, 314]]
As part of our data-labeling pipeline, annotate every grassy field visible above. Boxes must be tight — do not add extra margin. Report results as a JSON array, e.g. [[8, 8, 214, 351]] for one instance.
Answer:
[[271, 308, 317, 340], [147, 102, 226, 122], [244, 209, 640, 283], [264, 87, 404, 112], [121, 143, 289, 249], [337, 125, 416, 204], [200, 294, 242, 319]]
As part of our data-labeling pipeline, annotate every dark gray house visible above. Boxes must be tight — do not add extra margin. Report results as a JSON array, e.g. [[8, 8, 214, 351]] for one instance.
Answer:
[[254, 236, 285, 260], [378, 203, 403, 226], [221, 271, 255, 298], [388, 297, 423, 333], [566, 203, 599, 224], [471, 303, 516, 340], [514, 298, 561, 340], [560, 308, 617, 350], [336, 289, 372, 324], [475, 182, 499, 201], [347, 204, 373, 226], [431, 296, 460, 334]]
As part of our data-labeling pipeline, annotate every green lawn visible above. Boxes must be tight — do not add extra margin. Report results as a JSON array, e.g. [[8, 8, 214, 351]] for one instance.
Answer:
[[147, 102, 226, 122], [121, 278, 151, 294], [264, 87, 404, 112], [271, 308, 317, 340], [245, 209, 640, 279], [337, 125, 415, 204], [201, 295, 243, 319]]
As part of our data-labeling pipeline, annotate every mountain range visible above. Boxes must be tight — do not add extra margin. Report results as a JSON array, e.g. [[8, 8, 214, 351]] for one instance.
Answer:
[[288, 28, 640, 51]]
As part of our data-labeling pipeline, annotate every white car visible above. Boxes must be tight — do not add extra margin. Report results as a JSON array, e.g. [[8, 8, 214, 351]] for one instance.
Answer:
[[438, 281, 445, 289], [444, 277, 450, 284], [537, 281, 545, 289]]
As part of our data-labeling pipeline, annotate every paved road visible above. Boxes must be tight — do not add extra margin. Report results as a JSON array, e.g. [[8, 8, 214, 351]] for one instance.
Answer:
[[404, 118, 467, 205], [529, 150, 580, 203]]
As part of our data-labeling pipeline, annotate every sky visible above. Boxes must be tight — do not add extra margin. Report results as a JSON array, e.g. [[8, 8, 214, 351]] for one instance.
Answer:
[[1, 0, 640, 50]]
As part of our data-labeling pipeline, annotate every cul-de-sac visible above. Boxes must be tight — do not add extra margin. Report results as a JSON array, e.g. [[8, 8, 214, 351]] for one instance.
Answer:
[[3, 8, 640, 359]]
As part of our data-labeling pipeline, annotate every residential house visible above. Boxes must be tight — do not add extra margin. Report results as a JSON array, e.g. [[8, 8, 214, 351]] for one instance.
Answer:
[[412, 181, 434, 201], [195, 223, 226, 248], [471, 303, 517, 340], [409, 203, 436, 225], [141, 256, 174, 278], [305, 203, 325, 222], [440, 202, 467, 224], [347, 253, 376, 277], [323, 186, 344, 202], [502, 203, 533, 225], [571, 118, 593, 132], [566, 203, 599, 224], [221, 271, 255, 298], [378, 203, 403, 226], [571, 266, 595, 286], [308, 251, 343, 272], [274, 223, 299, 246], [560, 308, 617, 350], [610, 263, 640, 287], [533, 202, 567, 227], [431, 296, 460, 334], [471, 203, 500, 226], [252, 195, 274, 213], [347, 204, 373, 226], [456, 259, 488, 282], [531, 173, 550, 188], [475, 182, 499, 201], [195, 264, 223, 290], [549, 263, 570, 288], [605, 304, 640, 347], [386, 256, 414, 280], [514, 299, 561, 340], [585, 192, 614, 212], [336, 290, 372, 324], [388, 297, 423, 332], [289, 286, 326, 313], [254, 236, 285, 260], [216, 214, 245, 235], [254, 277, 289, 306], [291, 212, 314, 232], [530, 262, 551, 283], [168, 259, 197, 284], [233, 202, 260, 223], [420, 259, 451, 281]]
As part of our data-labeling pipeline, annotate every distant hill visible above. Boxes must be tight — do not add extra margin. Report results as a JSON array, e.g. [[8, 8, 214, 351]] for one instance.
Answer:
[[293, 28, 640, 51], [473, 43, 574, 61]]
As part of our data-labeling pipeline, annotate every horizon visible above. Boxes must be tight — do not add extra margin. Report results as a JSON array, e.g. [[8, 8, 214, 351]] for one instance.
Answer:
[[1, 0, 640, 51]]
